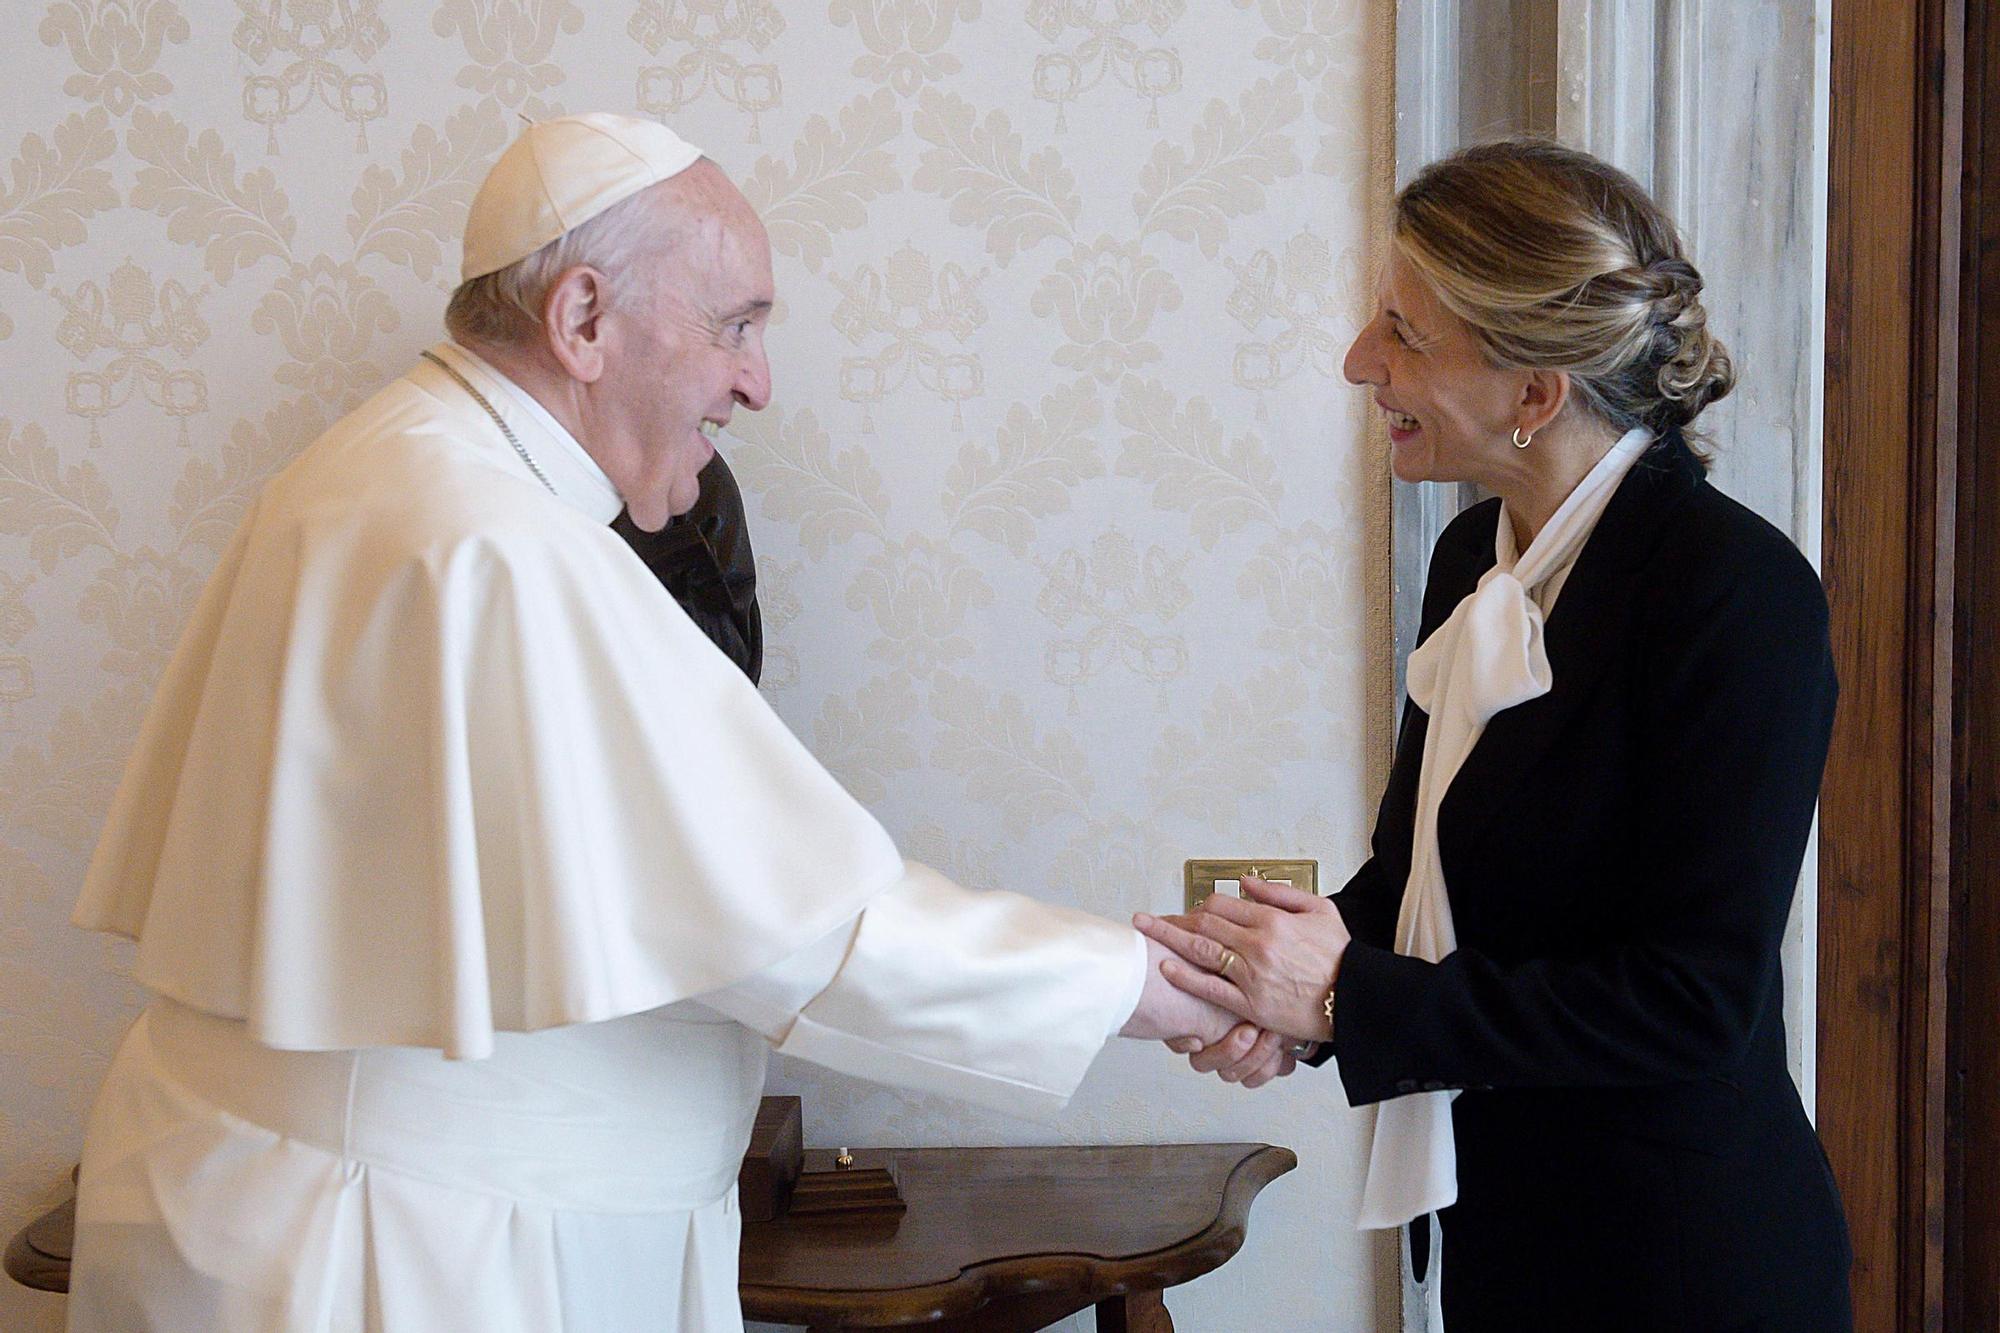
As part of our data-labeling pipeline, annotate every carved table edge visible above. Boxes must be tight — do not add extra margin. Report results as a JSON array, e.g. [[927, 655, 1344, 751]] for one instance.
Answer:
[[4, 1225, 70, 1295], [738, 1143, 1298, 1327]]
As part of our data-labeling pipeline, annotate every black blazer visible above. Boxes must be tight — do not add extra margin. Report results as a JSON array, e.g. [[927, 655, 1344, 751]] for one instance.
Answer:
[[1322, 436, 1852, 1331], [613, 452, 763, 683]]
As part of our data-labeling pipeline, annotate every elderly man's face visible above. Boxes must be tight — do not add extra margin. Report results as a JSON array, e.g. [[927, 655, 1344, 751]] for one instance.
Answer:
[[597, 175, 774, 531]]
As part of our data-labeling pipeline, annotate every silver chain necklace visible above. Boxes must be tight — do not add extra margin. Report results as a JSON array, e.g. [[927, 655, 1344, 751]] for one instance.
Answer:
[[420, 350, 558, 497]]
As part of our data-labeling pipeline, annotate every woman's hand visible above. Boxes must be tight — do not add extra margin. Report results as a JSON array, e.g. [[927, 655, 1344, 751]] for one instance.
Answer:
[[1134, 877, 1350, 1043], [1168, 1022, 1300, 1088]]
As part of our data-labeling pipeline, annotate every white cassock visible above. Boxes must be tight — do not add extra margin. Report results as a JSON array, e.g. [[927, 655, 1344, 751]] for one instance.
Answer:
[[65, 342, 1146, 1333]]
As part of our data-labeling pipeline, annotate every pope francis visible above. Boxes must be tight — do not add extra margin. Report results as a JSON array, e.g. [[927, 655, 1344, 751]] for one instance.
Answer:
[[62, 114, 1250, 1333]]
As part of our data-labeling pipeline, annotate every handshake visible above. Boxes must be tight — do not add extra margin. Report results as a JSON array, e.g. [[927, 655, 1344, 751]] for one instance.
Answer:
[[1117, 876, 1353, 1089]]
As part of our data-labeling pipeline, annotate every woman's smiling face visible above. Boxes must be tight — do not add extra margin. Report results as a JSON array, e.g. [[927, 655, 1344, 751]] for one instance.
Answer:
[[1343, 246, 1534, 486]]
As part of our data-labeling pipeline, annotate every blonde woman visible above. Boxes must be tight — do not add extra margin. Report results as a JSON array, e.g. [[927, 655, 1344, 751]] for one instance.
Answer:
[[1141, 139, 1852, 1330]]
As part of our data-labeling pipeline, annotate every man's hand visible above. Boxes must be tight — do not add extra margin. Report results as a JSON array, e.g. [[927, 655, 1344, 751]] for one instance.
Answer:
[[1119, 939, 1239, 1047]]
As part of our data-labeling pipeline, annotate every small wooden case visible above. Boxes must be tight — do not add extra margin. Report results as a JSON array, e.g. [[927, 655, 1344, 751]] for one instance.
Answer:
[[737, 1095, 804, 1223]]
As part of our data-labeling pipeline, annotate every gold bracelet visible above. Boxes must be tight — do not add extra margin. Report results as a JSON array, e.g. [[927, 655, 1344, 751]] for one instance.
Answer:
[[1285, 989, 1336, 1059]]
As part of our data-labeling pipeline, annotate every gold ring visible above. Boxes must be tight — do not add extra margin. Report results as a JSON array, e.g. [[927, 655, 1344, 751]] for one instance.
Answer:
[[1217, 949, 1239, 978]]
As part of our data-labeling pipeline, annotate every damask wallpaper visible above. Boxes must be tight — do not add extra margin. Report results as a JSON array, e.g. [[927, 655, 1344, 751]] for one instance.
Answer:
[[0, 3, 1395, 1329]]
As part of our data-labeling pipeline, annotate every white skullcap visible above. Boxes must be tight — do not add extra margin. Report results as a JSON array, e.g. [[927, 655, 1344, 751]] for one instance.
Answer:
[[460, 113, 705, 282]]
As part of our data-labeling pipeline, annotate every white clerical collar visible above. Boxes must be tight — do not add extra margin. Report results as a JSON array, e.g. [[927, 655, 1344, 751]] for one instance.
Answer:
[[428, 341, 625, 524]]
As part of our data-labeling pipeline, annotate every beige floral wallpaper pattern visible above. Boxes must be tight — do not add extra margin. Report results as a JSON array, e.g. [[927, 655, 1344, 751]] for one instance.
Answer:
[[0, 3, 1395, 1329]]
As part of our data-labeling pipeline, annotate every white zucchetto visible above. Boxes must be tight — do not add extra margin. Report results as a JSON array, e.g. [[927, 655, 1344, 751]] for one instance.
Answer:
[[460, 113, 705, 282]]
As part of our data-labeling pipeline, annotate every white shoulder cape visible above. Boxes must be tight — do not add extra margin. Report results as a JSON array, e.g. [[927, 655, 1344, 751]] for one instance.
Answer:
[[75, 355, 905, 1059]]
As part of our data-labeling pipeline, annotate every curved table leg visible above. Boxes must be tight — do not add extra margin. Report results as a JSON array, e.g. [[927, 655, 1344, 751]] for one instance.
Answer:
[[799, 1289, 1173, 1332], [804, 1289, 1099, 1331], [1095, 1289, 1172, 1332]]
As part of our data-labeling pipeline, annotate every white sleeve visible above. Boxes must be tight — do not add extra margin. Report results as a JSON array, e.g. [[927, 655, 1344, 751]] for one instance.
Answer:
[[697, 919, 857, 1044], [698, 861, 1147, 1120]]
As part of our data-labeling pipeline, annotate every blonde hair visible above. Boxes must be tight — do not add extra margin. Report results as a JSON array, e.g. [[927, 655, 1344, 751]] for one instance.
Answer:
[[1394, 137, 1734, 447]]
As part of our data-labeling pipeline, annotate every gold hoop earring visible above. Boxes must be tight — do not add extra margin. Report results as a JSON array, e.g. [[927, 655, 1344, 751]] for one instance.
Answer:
[[1511, 426, 1533, 450]]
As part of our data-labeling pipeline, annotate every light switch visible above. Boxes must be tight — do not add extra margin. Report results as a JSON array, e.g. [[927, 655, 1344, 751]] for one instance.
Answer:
[[1182, 859, 1319, 913]]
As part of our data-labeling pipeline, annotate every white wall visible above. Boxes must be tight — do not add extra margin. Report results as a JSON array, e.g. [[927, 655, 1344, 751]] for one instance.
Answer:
[[0, 3, 1397, 1330]]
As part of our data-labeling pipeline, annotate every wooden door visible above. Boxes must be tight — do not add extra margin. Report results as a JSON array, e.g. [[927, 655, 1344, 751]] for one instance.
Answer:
[[1822, 0, 1998, 1328]]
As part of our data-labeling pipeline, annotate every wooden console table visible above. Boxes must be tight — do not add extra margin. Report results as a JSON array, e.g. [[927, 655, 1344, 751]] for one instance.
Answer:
[[10, 1143, 1294, 1332], [740, 1143, 1295, 1331], [3, 1180, 70, 1296]]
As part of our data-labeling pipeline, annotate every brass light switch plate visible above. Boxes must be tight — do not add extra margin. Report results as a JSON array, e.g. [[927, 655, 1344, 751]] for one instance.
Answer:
[[1183, 859, 1319, 912]]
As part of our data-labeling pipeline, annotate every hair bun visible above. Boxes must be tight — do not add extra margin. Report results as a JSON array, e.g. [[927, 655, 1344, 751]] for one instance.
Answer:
[[1641, 257, 1703, 326], [1396, 137, 1736, 445], [1648, 263, 1734, 429]]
